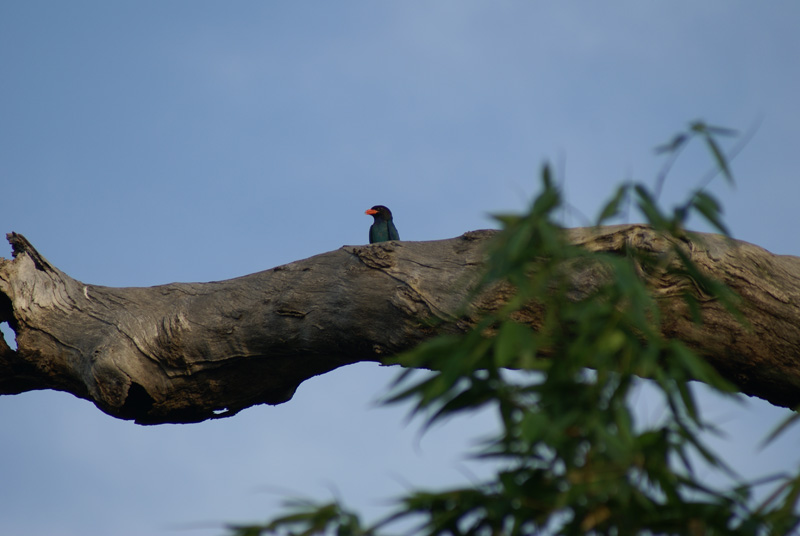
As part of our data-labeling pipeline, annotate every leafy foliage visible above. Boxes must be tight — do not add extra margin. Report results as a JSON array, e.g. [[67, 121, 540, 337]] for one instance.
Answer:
[[227, 123, 800, 536], [228, 499, 375, 536]]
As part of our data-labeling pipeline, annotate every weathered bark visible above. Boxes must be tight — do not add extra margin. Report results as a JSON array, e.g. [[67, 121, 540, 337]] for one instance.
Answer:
[[0, 225, 798, 424]]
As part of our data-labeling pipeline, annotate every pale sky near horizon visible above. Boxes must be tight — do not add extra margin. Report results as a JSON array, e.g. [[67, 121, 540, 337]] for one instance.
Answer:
[[2, 3, 799, 535]]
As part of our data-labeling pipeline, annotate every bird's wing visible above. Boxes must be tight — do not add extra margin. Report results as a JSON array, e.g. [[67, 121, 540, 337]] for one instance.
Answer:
[[388, 221, 400, 241]]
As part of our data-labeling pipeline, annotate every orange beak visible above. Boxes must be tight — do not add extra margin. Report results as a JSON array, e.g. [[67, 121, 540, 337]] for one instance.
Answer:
[[365, 209, 378, 215]]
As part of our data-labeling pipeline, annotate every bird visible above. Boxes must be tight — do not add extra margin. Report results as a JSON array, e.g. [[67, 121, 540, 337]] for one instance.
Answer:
[[365, 205, 400, 244]]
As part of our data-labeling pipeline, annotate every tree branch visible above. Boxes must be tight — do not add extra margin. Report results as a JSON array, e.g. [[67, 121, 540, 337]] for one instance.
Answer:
[[0, 226, 798, 424]]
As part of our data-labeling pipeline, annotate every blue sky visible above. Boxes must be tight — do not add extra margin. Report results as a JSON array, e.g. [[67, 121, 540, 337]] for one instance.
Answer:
[[1, 2, 799, 535]]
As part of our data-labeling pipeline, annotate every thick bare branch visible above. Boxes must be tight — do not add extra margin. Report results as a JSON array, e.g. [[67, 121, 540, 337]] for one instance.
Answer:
[[0, 226, 798, 424]]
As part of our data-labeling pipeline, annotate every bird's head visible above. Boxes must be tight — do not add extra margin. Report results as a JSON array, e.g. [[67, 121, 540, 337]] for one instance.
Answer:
[[365, 205, 393, 220]]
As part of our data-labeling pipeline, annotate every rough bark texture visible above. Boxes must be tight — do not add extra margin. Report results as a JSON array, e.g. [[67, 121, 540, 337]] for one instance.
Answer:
[[0, 225, 798, 424]]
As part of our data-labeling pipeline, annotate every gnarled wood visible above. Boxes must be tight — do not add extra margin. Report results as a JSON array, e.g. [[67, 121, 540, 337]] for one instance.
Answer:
[[0, 226, 798, 424]]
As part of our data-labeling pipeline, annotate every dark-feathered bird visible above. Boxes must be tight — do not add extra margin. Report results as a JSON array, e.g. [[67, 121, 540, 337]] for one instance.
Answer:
[[365, 205, 400, 244]]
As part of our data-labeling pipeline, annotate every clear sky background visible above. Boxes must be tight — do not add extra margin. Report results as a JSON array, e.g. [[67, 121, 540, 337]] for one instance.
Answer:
[[1, 2, 799, 535]]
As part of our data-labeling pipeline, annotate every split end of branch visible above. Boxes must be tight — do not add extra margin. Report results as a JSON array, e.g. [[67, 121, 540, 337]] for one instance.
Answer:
[[6, 232, 56, 273]]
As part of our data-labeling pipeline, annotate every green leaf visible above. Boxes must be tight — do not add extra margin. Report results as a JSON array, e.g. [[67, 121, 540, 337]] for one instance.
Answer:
[[494, 321, 536, 367], [688, 121, 735, 184], [703, 132, 734, 184], [635, 184, 670, 230], [761, 410, 800, 449], [704, 124, 739, 137], [691, 191, 730, 236], [596, 183, 630, 224], [655, 133, 688, 154]]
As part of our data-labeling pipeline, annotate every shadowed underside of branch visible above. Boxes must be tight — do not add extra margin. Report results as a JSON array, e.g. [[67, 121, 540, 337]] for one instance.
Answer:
[[0, 225, 798, 424]]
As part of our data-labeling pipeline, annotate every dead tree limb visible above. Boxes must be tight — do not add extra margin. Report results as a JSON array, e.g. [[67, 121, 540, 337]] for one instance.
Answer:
[[0, 225, 798, 424]]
